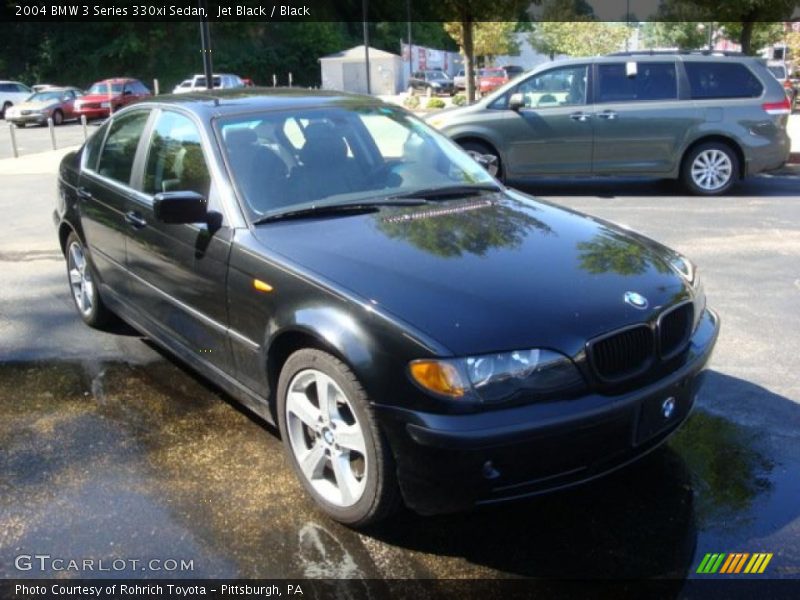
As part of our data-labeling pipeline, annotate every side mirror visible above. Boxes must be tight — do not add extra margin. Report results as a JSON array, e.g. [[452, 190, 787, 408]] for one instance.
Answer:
[[508, 92, 525, 111], [153, 191, 208, 224]]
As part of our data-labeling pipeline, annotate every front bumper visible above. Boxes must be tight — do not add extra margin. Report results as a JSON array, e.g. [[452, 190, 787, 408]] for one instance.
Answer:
[[75, 107, 110, 119], [376, 308, 720, 515], [7, 114, 49, 125]]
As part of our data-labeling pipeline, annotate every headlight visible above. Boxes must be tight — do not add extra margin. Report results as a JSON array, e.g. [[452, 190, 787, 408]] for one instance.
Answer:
[[430, 82, 441, 88], [410, 348, 584, 404], [668, 253, 705, 330]]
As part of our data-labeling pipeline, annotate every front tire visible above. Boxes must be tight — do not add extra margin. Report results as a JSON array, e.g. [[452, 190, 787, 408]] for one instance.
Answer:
[[65, 232, 114, 328], [1, 102, 11, 119], [681, 142, 738, 196], [277, 349, 399, 527], [459, 140, 503, 181]]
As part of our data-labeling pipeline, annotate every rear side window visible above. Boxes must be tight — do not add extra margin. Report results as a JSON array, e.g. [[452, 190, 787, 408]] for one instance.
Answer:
[[82, 120, 110, 171], [143, 111, 210, 197], [96, 111, 150, 185], [597, 62, 677, 103], [684, 62, 763, 99]]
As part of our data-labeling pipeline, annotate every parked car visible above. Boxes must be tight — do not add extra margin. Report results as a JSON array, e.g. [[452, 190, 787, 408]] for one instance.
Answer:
[[427, 54, 791, 195], [4, 87, 83, 126], [56, 89, 718, 526], [408, 70, 455, 96], [74, 78, 151, 120], [767, 61, 797, 105], [172, 73, 245, 94], [0, 80, 33, 119], [502, 65, 525, 80], [477, 67, 509, 96]]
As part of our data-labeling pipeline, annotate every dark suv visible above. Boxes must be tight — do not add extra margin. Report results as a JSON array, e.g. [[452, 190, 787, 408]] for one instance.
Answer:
[[427, 53, 792, 195], [408, 70, 455, 96]]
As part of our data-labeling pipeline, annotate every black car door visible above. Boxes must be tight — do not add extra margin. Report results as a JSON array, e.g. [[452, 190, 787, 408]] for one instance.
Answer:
[[124, 108, 236, 375], [77, 109, 151, 295]]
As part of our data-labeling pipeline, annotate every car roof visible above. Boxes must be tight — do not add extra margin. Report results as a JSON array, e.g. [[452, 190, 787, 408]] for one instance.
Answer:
[[540, 54, 765, 69], [132, 88, 386, 119], [93, 78, 139, 84]]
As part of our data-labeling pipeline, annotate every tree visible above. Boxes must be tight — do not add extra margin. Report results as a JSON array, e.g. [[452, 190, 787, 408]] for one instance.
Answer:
[[653, 0, 796, 54], [530, 21, 630, 58], [641, 22, 709, 50], [720, 21, 785, 54], [444, 21, 520, 68], [438, 0, 529, 103]]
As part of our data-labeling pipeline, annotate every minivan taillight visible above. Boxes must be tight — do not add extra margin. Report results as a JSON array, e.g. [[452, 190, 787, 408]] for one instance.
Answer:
[[762, 97, 791, 115]]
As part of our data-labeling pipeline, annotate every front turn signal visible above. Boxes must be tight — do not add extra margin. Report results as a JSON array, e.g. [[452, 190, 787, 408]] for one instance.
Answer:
[[409, 360, 467, 398]]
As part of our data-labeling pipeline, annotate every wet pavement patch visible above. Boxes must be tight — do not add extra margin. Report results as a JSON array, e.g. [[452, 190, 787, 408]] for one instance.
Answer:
[[0, 361, 798, 580]]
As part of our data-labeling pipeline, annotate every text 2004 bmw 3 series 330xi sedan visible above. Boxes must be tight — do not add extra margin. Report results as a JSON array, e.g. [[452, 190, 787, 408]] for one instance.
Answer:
[[54, 90, 719, 526]]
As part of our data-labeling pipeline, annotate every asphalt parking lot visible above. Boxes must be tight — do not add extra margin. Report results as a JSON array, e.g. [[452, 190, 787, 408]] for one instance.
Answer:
[[1, 149, 799, 582], [0, 120, 91, 159]]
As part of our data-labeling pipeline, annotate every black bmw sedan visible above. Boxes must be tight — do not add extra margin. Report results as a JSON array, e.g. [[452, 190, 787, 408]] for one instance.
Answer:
[[55, 89, 719, 526]]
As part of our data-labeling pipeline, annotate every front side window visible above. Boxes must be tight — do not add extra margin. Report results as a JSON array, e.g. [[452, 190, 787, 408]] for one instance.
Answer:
[[96, 111, 149, 185], [596, 62, 677, 103], [511, 65, 588, 109], [143, 111, 210, 197], [684, 62, 763, 99], [219, 106, 495, 218], [82, 120, 111, 171]]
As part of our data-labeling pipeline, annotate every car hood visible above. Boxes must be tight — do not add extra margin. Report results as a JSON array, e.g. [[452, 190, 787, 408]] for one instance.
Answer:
[[251, 190, 690, 357], [12, 100, 57, 110]]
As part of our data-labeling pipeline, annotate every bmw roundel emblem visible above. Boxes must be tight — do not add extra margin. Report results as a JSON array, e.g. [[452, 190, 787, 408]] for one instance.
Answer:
[[662, 397, 676, 419], [624, 291, 649, 309]]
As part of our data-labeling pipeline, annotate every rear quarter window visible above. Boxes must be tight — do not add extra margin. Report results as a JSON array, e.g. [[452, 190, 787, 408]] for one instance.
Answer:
[[684, 62, 763, 99]]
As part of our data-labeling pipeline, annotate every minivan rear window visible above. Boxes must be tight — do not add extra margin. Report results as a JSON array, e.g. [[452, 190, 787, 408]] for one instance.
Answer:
[[684, 62, 763, 99]]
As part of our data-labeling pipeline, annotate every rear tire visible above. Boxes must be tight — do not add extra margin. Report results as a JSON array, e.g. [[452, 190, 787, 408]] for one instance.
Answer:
[[1, 102, 11, 119], [681, 142, 738, 196], [65, 232, 115, 328], [52, 109, 64, 126], [277, 349, 400, 527], [459, 140, 503, 181]]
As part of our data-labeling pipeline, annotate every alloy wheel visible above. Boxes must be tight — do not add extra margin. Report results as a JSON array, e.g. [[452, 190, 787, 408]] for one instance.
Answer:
[[285, 368, 368, 508], [690, 149, 733, 192], [67, 241, 95, 317]]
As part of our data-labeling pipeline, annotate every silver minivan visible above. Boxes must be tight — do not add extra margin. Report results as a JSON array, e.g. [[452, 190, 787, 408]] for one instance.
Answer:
[[427, 53, 792, 195]]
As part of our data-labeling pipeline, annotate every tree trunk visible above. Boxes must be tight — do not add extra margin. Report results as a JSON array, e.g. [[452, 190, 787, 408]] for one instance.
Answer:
[[462, 14, 475, 103], [739, 21, 754, 55]]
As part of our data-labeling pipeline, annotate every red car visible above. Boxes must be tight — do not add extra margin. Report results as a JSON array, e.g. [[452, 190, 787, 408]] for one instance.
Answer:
[[478, 67, 509, 96], [74, 78, 150, 120]]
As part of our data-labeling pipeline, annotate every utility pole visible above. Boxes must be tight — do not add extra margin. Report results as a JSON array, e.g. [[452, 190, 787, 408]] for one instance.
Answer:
[[199, 0, 214, 90], [407, 0, 413, 79], [363, 0, 371, 94]]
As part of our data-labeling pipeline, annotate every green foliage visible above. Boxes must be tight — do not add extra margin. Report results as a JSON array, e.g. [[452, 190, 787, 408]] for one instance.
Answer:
[[641, 22, 709, 50], [426, 97, 446, 109], [531, 21, 630, 57], [452, 93, 467, 106], [403, 94, 420, 109]]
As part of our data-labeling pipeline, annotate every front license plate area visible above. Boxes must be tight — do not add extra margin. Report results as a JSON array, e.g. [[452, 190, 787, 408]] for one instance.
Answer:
[[635, 380, 692, 445]]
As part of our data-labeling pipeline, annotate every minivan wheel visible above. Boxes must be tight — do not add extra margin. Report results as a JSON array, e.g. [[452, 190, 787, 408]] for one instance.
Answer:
[[65, 232, 114, 328], [682, 142, 738, 196], [459, 140, 503, 181], [277, 349, 399, 527]]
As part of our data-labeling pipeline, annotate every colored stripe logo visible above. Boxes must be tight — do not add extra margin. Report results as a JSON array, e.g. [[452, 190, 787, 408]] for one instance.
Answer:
[[696, 553, 773, 574]]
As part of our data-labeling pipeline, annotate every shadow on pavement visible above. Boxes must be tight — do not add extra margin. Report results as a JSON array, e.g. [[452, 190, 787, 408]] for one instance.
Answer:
[[0, 356, 797, 580]]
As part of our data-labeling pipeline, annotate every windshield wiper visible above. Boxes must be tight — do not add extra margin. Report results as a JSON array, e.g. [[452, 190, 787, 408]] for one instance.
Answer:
[[388, 183, 502, 201], [251, 199, 427, 225]]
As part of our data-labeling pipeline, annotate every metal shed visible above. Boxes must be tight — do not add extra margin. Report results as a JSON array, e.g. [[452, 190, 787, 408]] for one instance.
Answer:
[[319, 45, 403, 96]]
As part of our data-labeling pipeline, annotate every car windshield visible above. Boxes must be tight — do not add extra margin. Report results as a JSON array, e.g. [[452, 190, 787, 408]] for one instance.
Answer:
[[88, 82, 123, 94], [427, 71, 448, 81], [218, 105, 496, 220], [28, 91, 64, 102], [768, 65, 787, 79]]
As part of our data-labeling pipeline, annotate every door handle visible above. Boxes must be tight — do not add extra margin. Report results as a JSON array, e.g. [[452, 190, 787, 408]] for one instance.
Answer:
[[597, 110, 617, 120], [569, 111, 592, 122], [124, 211, 147, 229], [76, 187, 92, 201]]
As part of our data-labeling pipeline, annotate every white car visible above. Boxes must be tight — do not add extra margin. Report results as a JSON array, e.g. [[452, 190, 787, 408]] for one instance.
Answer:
[[172, 73, 245, 94], [0, 81, 33, 118]]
